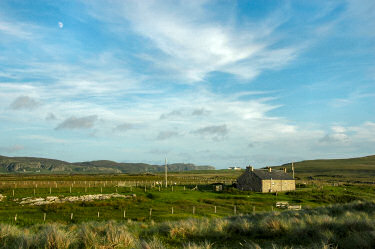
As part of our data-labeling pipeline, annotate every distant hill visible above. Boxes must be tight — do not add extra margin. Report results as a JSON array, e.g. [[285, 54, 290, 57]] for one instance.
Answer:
[[0, 155, 215, 174], [272, 155, 375, 180]]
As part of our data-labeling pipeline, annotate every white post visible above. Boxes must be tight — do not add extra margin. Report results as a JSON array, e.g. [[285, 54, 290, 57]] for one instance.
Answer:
[[292, 162, 295, 179], [71, 213, 73, 220], [165, 157, 168, 188], [171, 207, 174, 214], [214, 206, 217, 214], [123, 210, 126, 218]]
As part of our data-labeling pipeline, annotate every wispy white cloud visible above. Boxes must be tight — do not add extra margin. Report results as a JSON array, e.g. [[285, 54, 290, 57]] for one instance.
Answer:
[[85, 0, 301, 82], [0, 20, 35, 39], [21, 135, 67, 144]]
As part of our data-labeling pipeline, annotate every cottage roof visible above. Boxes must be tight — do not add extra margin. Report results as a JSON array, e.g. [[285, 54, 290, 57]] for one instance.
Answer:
[[252, 169, 294, 180]]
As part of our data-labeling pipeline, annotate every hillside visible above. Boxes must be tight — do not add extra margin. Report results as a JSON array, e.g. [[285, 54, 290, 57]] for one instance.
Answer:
[[0, 155, 215, 174], [273, 155, 375, 180], [76, 160, 214, 174]]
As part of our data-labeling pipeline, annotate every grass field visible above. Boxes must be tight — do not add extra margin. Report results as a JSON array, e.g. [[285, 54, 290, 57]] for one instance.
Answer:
[[0, 173, 375, 226], [1, 201, 375, 248], [1, 156, 375, 248]]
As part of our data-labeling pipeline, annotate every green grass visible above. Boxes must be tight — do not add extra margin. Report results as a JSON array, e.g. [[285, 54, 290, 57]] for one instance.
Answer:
[[1, 182, 375, 226], [1, 201, 375, 248]]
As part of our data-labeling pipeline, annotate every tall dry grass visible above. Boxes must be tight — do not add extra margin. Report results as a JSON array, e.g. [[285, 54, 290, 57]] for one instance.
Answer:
[[0, 201, 374, 248]]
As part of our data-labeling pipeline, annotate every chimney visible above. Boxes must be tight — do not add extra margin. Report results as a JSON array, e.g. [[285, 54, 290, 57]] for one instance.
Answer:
[[268, 167, 272, 173], [246, 166, 254, 172], [283, 168, 287, 173]]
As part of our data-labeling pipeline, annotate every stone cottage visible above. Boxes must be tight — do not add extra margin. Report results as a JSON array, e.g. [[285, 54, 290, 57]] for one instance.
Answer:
[[236, 166, 295, 192]]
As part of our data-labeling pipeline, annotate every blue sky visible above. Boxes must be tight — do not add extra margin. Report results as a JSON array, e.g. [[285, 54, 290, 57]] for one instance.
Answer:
[[0, 0, 374, 168]]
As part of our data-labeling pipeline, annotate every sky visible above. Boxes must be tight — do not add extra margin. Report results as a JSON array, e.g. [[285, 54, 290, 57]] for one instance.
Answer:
[[0, 0, 374, 168]]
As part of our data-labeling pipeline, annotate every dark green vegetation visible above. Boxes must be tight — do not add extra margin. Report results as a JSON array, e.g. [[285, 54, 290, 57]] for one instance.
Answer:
[[1, 201, 375, 248], [0, 155, 215, 174], [273, 154, 375, 182]]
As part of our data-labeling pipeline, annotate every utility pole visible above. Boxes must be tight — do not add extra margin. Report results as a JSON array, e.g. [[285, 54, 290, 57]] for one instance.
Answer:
[[292, 162, 295, 179], [165, 157, 168, 188]]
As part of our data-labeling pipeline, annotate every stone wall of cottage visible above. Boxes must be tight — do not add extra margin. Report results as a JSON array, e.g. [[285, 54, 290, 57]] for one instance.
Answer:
[[236, 171, 262, 192], [261, 179, 295, 193]]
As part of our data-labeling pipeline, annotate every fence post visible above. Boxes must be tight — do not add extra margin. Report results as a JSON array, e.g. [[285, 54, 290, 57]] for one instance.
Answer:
[[49, 187, 51, 194], [44, 213, 46, 222], [149, 208, 152, 218], [234, 205, 236, 215], [98, 211, 100, 218], [193, 206, 195, 215], [171, 207, 174, 214], [12, 189, 14, 197], [123, 210, 126, 218], [71, 213, 73, 220], [214, 206, 217, 214], [14, 214, 17, 222]]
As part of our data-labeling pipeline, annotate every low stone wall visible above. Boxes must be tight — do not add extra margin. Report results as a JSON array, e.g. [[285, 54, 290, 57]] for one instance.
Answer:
[[18, 193, 136, 206]]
